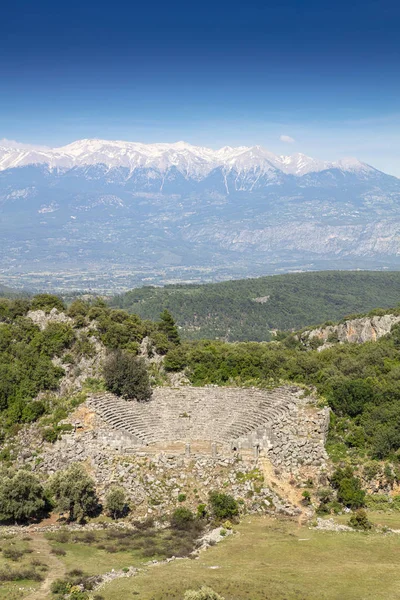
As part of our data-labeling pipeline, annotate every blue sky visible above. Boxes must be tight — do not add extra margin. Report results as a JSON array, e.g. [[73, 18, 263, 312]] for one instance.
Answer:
[[1, 0, 400, 174]]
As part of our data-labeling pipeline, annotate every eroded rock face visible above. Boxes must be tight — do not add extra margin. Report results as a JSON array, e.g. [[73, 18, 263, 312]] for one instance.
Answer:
[[302, 313, 400, 351]]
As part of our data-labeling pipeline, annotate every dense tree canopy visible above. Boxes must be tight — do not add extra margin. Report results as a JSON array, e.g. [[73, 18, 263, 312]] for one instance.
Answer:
[[49, 463, 98, 523], [0, 469, 47, 522], [110, 271, 400, 342], [103, 350, 152, 401]]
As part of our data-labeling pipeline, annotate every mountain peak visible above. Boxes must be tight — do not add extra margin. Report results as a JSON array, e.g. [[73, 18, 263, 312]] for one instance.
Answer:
[[0, 138, 385, 179]]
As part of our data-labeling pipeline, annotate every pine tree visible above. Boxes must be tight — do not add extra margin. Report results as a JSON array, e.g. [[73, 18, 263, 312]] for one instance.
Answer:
[[159, 310, 180, 345]]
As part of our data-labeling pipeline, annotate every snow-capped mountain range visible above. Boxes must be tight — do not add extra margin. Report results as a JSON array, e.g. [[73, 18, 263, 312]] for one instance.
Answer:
[[0, 138, 399, 290], [0, 138, 377, 179]]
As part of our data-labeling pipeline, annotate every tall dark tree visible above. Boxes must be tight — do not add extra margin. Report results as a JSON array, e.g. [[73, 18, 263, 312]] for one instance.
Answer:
[[159, 310, 180, 345]]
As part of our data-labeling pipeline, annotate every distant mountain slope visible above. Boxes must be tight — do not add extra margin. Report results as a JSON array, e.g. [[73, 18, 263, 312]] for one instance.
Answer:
[[0, 283, 25, 298], [0, 138, 400, 284], [110, 271, 400, 341]]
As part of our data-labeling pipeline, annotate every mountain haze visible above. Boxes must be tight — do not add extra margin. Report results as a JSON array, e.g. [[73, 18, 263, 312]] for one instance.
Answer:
[[0, 139, 399, 289]]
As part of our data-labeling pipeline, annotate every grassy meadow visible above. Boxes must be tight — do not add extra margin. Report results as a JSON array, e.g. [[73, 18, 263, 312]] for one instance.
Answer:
[[100, 516, 400, 600]]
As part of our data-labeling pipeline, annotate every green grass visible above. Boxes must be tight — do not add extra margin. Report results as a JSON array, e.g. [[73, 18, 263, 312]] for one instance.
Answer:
[[46, 526, 201, 576], [0, 536, 42, 600], [54, 541, 144, 575], [331, 511, 400, 529], [100, 516, 400, 600]]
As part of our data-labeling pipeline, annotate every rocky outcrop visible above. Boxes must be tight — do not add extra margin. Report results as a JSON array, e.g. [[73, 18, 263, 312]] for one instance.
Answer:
[[27, 308, 74, 330], [302, 313, 400, 351]]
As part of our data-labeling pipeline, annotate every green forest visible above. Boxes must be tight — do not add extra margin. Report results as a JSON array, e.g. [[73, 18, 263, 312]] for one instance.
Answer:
[[110, 270, 400, 341]]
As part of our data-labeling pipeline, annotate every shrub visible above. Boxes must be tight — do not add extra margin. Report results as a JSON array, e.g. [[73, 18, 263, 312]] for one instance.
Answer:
[[348, 509, 372, 530], [302, 490, 311, 505], [105, 487, 128, 519], [208, 491, 239, 520], [336, 477, 365, 509], [51, 578, 70, 594], [178, 493, 187, 503], [67, 300, 90, 319], [0, 566, 43, 582], [31, 294, 65, 313], [197, 503, 207, 518], [164, 346, 188, 371], [51, 547, 66, 556], [2, 547, 24, 561], [365, 494, 391, 510], [103, 350, 152, 401], [330, 467, 366, 509], [170, 507, 195, 530]]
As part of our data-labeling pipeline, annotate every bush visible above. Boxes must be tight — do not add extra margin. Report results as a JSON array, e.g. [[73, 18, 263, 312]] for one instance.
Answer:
[[105, 487, 128, 519], [103, 350, 152, 401], [197, 503, 207, 518], [331, 467, 365, 509], [42, 423, 73, 444], [31, 294, 65, 313], [208, 491, 239, 520], [170, 507, 195, 530], [2, 547, 24, 561], [51, 578, 70, 594], [0, 566, 44, 582], [51, 547, 66, 556], [348, 509, 372, 530], [365, 494, 391, 510], [164, 346, 188, 371]]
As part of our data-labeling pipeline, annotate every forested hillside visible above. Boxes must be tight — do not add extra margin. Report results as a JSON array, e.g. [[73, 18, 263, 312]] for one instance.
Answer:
[[0, 283, 25, 298], [110, 271, 400, 341]]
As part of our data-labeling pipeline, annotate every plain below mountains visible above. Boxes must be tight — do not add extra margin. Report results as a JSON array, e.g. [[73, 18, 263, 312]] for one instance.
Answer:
[[110, 270, 400, 341], [0, 139, 400, 288]]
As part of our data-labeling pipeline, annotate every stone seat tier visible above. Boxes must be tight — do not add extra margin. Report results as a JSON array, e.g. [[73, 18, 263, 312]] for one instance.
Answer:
[[87, 385, 302, 446]]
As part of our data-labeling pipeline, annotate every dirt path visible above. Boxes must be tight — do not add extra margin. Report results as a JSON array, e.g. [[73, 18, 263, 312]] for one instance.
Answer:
[[24, 534, 66, 600], [259, 457, 306, 524]]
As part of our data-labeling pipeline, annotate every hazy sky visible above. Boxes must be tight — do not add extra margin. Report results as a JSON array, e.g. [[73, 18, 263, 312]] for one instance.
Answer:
[[1, 0, 400, 175]]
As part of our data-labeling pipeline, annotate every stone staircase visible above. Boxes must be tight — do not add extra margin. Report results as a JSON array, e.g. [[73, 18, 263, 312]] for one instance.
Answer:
[[87, 386, 302, 447]]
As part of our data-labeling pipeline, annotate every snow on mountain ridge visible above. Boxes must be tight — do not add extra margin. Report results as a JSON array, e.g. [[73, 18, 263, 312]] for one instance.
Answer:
[[0, 138, 376, 178]]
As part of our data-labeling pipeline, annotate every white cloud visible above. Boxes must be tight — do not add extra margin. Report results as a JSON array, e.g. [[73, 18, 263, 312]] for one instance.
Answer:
[[0, 138, 50, 150], [279, 135, 295, 144]]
